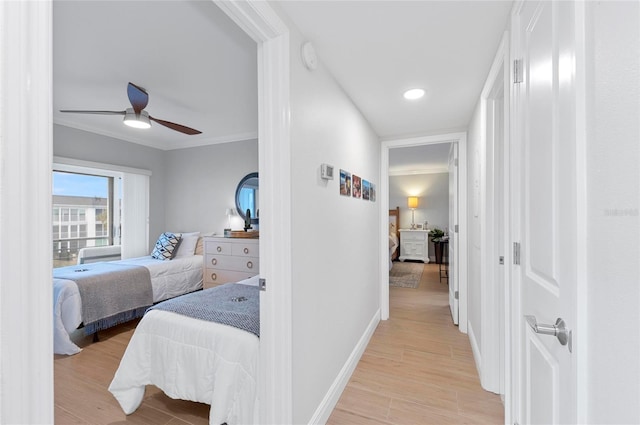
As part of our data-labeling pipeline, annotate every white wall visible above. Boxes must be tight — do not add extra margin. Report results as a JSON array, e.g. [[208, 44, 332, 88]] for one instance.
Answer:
[[282, 15, 381, 425], [466, 98, 483, 355], [389, 172, 449, 261], [585, 2, 640, 423], [389, 173, 449, 231], [163, 139, 258, 235]]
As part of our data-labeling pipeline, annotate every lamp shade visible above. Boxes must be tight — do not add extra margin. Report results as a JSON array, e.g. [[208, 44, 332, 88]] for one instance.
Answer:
[[225, 208, 236, 216], [407, 196, 419, 209]]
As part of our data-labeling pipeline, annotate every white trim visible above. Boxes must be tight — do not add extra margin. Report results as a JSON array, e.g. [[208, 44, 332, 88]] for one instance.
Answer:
[[479, 31, 510, 399], [573, 2, 588, 422], [0, 1, 54, 423], [380, 131, 468, 334], [308, 310, 381, 425], [213, 2, 292, 424], [388, 167, 450, 176], [53, 156, 152, 176], [468, 321, 483, 377]]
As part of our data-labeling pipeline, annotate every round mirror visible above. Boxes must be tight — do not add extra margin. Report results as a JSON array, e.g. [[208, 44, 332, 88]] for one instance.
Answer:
[[235, 172, 259, 225]]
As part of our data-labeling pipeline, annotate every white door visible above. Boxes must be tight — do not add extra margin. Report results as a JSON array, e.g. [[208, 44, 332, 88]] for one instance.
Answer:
[[512, 1, 580, 423], [448, 143, 458, 325]]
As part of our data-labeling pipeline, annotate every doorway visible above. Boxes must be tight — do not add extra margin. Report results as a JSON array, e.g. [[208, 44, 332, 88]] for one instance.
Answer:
[[380, 132, 468, 335]]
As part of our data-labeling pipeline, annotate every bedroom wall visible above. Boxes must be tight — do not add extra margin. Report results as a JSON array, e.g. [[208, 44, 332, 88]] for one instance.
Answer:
[[53, 124, 167, 251], [278, 10, 382, 424], [585, 2, 640, 422], [466, 98, 483, 359], [163, 139, 258, 235], [389, 173, 449, 230]]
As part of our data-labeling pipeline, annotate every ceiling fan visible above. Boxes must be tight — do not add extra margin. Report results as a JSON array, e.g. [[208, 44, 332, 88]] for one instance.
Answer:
[[60, 82, 202, 135]]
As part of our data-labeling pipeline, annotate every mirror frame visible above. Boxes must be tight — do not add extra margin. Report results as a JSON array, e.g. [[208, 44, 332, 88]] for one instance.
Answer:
[[235, 172, 259, 225]]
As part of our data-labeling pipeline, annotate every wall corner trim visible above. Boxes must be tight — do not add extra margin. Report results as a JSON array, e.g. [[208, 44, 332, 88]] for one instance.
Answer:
[[307, 309, 381, 425]]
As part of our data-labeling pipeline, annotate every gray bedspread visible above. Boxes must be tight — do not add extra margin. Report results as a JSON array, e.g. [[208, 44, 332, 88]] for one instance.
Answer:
[[148, 283, 260, 337], [53, 262, 153, 328]]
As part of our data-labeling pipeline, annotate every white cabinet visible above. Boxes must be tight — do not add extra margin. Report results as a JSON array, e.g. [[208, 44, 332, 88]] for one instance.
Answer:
[[203, 236, 259, 288], [399, 230, 429, 263]]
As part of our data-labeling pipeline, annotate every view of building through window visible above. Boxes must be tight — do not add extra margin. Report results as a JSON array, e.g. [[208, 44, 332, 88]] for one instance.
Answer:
[[53, 171, 121, 268]]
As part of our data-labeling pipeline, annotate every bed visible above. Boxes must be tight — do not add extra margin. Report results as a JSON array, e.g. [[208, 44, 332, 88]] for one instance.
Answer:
[[53, 232, 204, 355], [109, 275, 260, 425], [389, 207, 400, 269]]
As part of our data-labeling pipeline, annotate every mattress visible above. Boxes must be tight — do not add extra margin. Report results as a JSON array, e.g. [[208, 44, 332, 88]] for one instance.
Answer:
[[54, 255, 203, 355], [109, 278, 259, 425]]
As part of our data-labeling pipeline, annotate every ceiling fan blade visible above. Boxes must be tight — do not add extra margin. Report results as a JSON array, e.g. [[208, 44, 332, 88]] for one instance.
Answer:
[[127, 82, 149, 114], [149, 116, 202, 135], [60, 110, 126, 115]]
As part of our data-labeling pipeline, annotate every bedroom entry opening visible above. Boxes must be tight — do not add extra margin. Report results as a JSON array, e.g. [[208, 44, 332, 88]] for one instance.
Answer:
[[381, 132, 468, 333]]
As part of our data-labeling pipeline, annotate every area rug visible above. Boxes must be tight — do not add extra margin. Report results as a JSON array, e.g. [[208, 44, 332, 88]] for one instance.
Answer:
[[389, 261, 423, 288]]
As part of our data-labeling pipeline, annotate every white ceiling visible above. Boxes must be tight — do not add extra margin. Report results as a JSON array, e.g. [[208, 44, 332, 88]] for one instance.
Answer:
[[53, 0, 511, 164], [53, 1, 258, 151], [388, 143, 452, 175], [279, 1, 512, 141]]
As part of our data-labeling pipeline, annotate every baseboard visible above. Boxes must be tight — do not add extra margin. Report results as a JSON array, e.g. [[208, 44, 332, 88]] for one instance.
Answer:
[[467, 321, 482, 379], [308, 309, 381, 424]]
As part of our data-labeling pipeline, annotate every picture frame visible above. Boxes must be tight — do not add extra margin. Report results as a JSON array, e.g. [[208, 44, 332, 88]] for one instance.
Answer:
[[339, 169, 351, 196], [370, 183, 376, 202], [352, 175, 362, 198], [362, 179, 370, 200]]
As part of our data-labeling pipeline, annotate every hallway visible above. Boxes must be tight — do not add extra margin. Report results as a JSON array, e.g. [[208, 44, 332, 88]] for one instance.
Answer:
[[327, 263, 504, 424]]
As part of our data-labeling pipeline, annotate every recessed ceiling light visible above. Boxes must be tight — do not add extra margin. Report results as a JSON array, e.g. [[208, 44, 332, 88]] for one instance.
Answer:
[[403, 88, 425, 100]]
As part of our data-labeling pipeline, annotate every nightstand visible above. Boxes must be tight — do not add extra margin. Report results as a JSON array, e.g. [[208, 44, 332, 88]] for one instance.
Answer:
[[398, 229, 429, 263]]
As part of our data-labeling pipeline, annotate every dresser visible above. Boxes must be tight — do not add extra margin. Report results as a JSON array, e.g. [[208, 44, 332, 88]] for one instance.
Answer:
[[202, 236, 259, 288], [399, 229, 429, 263]]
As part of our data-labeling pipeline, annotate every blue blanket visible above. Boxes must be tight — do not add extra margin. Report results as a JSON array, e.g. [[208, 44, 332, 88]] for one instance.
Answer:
[[148, 283, 260, 337]]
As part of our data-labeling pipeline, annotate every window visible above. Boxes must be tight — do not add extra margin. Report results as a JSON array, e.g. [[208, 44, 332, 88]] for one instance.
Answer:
[[53, 157, 150, 266], [52, 170, 120, 268]]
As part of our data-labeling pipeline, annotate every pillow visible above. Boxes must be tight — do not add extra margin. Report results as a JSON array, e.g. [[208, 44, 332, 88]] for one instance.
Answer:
[[389, 222, 396, 235], [194, 237, 204, 255], [151, 232, 182, 260], [173, 232, 200, 258]]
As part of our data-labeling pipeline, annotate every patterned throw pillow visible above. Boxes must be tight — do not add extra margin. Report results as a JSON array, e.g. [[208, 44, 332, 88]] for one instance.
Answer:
[[151, 232, 182, 260]]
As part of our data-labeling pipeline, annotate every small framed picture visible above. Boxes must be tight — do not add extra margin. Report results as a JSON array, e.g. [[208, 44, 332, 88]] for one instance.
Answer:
[[340, 169, 351, 196], [352, 175, 362, 198], [362, 180, 370, 200], [370, 183, 376, 202]]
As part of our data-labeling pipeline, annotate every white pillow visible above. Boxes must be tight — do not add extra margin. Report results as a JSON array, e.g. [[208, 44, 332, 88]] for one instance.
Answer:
[[173, 232, 200, 258]]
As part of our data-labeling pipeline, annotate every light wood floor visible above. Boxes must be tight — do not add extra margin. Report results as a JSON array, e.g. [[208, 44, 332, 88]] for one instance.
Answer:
[[54, 321, 211, 424], [55, 263, 503, 424], [327, 263, 504, 425]]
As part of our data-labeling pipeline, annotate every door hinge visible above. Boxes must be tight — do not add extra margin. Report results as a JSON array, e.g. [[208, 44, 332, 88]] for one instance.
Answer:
[[513, 242, 521, 265], [499, 256, 505, 265], [514, 59, 523, 84], [455, 290, 459, 300], [454, 224, 459, 233], [259, 278, 266, 291]]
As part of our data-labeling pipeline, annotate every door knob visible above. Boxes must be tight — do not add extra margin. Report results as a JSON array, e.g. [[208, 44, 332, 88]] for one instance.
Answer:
[[525, 315, 572, 352]]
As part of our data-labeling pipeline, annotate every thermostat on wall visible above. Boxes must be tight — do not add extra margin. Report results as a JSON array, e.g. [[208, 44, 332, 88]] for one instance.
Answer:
[[321, 163, 334, 180]]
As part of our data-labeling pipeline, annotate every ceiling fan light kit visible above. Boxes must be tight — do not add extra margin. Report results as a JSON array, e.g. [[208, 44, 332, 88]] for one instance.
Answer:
[[123, 108, 151, 129], [60, 82, 202, 135]]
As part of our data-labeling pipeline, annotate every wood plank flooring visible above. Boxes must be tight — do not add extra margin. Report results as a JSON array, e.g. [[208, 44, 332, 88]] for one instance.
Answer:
[[55, 263, 503, 424], [54, 321, 211, 424], [327, 263, 504, 425]]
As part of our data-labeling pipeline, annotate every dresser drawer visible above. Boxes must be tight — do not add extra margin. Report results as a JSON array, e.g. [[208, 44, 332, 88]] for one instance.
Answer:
[[401, 231, 427, 242], [204, 240, 232, 256], [204, 269, 257, 288], [232, 242, 258, 257], [205, 254, 259, 273]]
